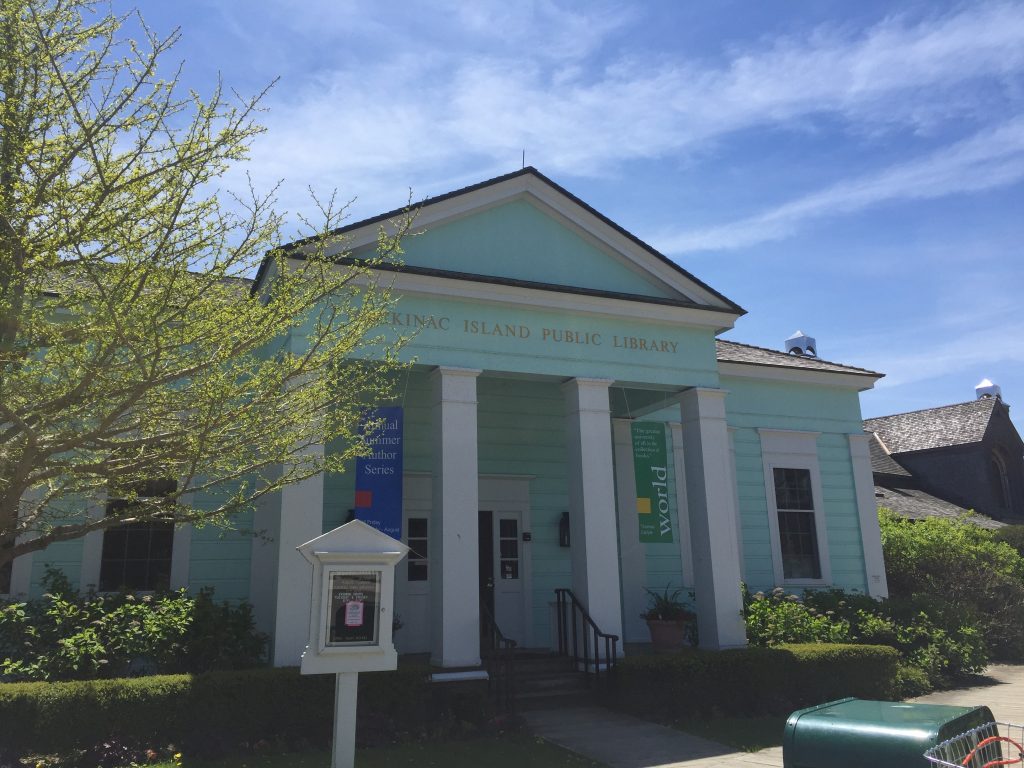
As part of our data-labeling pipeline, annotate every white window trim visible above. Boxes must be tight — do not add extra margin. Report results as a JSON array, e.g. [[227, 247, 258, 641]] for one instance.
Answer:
[[758, 429, 832, 587]]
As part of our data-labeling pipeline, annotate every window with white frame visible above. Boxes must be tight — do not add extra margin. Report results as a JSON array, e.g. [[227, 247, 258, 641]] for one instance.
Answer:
[[758, 429, 830, 585], [99, 479, 176, 592], [772, 467, 821, 579]]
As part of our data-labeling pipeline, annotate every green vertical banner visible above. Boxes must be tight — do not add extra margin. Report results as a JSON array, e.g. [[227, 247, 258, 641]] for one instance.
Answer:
[[631, 422, 673, 543]]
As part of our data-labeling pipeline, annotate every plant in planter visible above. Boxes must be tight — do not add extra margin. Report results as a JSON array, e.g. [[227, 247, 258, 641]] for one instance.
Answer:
[[641, 585, 696, 651]]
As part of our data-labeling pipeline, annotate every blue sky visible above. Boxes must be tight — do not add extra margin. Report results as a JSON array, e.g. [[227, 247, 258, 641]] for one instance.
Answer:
[[137, 1, 1024, 430]]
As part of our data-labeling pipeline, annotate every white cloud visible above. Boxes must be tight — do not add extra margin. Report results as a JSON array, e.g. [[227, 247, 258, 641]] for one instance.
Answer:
[[221, 1, 1024, 220], [659, 115, 1024, 253]]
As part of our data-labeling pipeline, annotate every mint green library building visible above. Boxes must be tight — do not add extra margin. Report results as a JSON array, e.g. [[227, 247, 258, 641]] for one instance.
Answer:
[[3, 168, 889, 669]]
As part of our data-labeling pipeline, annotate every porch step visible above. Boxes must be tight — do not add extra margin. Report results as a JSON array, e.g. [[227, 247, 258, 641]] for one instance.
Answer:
[[511, 654, 597, 711]]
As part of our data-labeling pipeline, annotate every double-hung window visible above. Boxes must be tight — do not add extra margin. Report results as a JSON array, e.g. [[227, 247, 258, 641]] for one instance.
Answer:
[[759, 429, 831, 585], [772, 467, 821, 579]]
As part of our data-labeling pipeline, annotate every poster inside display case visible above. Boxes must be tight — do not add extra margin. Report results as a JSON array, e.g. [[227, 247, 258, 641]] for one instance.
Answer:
[[327, 571, 381, 647]]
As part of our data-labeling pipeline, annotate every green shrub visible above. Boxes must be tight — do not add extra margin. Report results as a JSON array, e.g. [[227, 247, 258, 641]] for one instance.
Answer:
[[993, 525, 1024, 558], [0, 664, 494, 760], [616, 643, 899, 720], [0, 569, 266, 682], [743, 584, 988, 688], [880, 509, 1024, 660]]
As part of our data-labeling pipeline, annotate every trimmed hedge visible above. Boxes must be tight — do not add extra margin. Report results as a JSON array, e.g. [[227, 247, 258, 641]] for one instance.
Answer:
[[0, 664, 494, 760], [616, 643, 900, 720]]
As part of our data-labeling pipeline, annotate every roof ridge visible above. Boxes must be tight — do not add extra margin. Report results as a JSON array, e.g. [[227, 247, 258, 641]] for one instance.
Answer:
[[864, 398, 995, 423], [715, 338, 880, 375]]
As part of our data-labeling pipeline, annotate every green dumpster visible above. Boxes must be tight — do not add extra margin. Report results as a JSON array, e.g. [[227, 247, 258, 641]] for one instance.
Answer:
[[783, 698, 995, 768]]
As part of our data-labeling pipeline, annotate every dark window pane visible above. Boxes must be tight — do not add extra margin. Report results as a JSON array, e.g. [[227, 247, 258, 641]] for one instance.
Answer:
[[408, 518, 428, 538], [499, 539, 518, 559], [122, 559, 149, 591], [0, 549, 12, 594], [99, 559, 123, 592], [773, 468, 814, 510], [103, 527, 127, 557], [408, 561, 428, 582], [149, 526, 174, 560], [499, 519, 517, 538], [778, 510, 821, 579], [125, 527, 151, 559], [408, 539, 427, 561]]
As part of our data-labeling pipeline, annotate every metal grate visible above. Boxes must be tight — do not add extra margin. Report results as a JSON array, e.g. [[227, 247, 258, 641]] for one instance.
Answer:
[[925, 722, 1024, 767]]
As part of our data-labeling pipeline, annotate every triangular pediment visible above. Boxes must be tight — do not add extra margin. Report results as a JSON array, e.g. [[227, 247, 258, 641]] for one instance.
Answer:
[[275, 169, 743, 315]]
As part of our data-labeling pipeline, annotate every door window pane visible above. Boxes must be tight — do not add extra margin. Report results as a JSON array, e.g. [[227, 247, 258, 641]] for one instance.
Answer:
[[498, 518, 519, 580], [406, 516, 428, 582]]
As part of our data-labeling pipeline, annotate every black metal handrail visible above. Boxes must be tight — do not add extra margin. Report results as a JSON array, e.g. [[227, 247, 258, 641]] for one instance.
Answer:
[[480, 601, 517, 711], [553, 587, 619, 689]]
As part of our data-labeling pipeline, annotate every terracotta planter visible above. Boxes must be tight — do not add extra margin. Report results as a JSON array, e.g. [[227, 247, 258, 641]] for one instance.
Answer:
[[645, 618, 688, 651]]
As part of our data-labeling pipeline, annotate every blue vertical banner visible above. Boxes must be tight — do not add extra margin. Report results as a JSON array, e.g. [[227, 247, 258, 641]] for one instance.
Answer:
[[353, 406, 404, 539]]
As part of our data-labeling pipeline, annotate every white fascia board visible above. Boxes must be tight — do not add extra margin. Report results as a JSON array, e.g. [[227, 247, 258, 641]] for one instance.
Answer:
[[309, 174, 735, 311], [344, 266, 738, 331], [718, 361, 880, 391]]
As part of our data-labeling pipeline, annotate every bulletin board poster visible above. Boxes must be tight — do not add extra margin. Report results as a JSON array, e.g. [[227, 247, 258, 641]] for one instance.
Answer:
[[327, 571, 381, 646]]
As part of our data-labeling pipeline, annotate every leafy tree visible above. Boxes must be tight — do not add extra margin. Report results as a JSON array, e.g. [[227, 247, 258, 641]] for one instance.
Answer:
[[0, 0, 407, 570]]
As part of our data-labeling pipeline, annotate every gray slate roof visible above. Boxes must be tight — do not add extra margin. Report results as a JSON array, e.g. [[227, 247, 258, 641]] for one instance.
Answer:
[[874, 485, 1003, 529], [867, 432, 911, 477], [715, 339, 882, 377], [864, 398, 997, 454]]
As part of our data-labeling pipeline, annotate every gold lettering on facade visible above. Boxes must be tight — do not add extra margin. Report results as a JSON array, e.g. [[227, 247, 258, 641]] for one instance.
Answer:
[[462, 319, 531, 339], [387, 312, 450, 330], [387, 310, 679, 354]]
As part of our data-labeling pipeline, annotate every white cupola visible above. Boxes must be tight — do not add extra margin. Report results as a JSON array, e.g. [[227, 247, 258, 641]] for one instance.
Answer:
[[976, 378, 1002, 400], [785, 330, 817, 358]]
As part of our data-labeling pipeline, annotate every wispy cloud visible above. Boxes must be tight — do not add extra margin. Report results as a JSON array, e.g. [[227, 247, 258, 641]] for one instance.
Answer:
[[224, 1, 1024, 220], [659, 116, 1024, 253]]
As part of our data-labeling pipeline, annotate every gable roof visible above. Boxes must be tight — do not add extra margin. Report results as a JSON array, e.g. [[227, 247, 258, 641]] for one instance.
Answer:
[[255, 167, 744, 316], [864, 398, 999, 454], [867, 432, 912, 477], [715, 339, 882, 377]]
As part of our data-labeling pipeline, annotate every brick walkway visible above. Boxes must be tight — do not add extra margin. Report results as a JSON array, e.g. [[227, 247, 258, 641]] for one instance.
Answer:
[[523, 665, 1024, 768]]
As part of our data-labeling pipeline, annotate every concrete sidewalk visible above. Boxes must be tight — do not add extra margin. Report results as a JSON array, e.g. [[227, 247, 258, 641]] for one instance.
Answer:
[[523, 664, 1024, 768], [521, 706, 784, 768]]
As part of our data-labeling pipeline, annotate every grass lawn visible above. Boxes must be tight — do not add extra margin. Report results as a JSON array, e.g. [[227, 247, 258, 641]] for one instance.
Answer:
[[674, 715, 787, 752], [143, 735, 605, 768]]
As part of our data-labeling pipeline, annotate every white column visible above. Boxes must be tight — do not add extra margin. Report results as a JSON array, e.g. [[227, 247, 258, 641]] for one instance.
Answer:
[[679, 387, 746, 649], [612, 418, 646, 643], [331, 672, 359, 768], [272, 444, 325, 667], [430, 366, 482, 668], [669, 422, 695, 587], [78, 497, 106, 591], [563, 378, 623, 644], [849, 434, 889, 598]]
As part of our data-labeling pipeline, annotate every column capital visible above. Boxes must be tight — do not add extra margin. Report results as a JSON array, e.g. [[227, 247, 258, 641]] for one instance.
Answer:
[[560, 376, 614, 390], [429, 366, 482, 380]]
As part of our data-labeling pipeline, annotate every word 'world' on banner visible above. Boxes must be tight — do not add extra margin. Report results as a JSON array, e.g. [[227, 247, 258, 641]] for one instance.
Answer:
[[354, 406, 403, 539], [631, 421, 673, 543]]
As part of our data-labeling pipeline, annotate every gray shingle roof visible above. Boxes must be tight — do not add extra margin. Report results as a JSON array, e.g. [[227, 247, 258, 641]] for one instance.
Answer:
[[864, 398, 998, 454], [867, 432, 911, 477], [874, 485, 1003, 529], [715, 339, 882, 377]]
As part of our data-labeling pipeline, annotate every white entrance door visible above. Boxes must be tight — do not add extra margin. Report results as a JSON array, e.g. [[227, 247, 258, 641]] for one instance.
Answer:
[[492, 511, 525, 646]]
